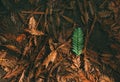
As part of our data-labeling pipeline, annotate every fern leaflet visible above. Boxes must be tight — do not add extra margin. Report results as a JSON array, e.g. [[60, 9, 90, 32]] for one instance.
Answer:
[[72, 27, 84, 55]]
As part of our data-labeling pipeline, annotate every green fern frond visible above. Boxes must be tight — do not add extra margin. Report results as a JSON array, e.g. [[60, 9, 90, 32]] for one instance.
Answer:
[[72, 27, 84, 56]]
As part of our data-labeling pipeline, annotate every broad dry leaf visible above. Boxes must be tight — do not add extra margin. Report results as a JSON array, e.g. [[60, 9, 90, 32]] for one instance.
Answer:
[[42, 50, 57, 68], [3, 45, 21, 54]]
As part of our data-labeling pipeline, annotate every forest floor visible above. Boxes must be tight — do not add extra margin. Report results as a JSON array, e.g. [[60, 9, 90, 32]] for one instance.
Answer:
[[0, 0, 120, 82]]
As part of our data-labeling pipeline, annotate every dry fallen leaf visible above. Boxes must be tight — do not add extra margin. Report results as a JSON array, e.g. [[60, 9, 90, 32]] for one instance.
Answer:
[[16, 34, 26, 43], [3, 45, 21, 54], [18, 70, 25, 82], [42, 50, 57, 68], [49, 38, 55, 51], [23, 40, 32, 56], [29, 16, 37, 30], [0, 50, 7, 59], [24, 16, 44, 36], [62, 15, 74, 24], [3, 64, 27, 79], [99, 75, 114, 82], [24, 29, 44, 36]]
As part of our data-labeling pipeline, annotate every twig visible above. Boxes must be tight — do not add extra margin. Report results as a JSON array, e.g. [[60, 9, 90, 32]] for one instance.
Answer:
[[21, 11, 45, 15]]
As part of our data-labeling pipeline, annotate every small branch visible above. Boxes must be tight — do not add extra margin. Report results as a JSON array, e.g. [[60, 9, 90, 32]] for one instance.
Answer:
[[21, 11, 45, 15]]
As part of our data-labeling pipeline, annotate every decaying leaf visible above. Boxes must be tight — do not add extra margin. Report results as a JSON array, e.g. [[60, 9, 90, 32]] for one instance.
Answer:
[[42, 50, 57, 68]]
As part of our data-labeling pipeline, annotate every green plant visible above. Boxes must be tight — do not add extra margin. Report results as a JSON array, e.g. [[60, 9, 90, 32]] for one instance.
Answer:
[[72, 27, 84, 55]]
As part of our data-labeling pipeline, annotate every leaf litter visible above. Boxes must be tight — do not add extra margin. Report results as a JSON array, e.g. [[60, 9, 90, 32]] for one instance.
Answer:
[[0, 0, 120, 82]]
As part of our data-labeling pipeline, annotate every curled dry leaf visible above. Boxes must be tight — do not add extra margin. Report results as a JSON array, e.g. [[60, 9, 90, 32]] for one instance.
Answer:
[[42, 50, 57, 68]]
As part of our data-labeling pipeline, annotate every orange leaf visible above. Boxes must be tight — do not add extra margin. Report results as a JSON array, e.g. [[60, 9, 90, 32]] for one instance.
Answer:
[[62, 15, 74, 24], [24, 29, 44, 36], [29, 16, 37, 30], [3, 64, 27, 79], [42, 50, 57, 68], [3, 45, 21, 54], [16, 34, 26, 43]]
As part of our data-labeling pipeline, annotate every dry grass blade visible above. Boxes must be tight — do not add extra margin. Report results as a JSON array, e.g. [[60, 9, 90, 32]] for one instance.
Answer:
[[42, 50, 57, 68]]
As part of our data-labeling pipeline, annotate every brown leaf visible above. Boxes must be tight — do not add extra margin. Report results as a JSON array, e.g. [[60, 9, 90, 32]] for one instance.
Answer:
[[71, 57, 80, 69], [29, 16, 37, 30], [62, 15, 74, 24], [42, 50, 57, 68], [3, 64, 27, 79], [49, 38, 55, 51], [18, 70, 25, 82], [16, 34, 26, 43], [0, 50, 7, 59], [24, 29, 44, 36], [3, 45, 21, 54], [99, 75, 114, 82], [56, 14, 60, 27], [23, 40, 32, 56]]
